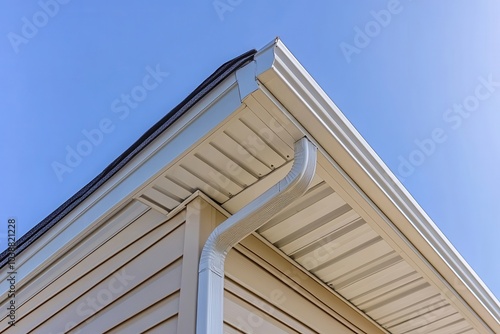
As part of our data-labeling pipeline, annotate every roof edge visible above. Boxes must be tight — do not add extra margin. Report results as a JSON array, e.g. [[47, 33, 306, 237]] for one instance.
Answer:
[[0, 48, 257, 268], [256, 38, 500, 331]]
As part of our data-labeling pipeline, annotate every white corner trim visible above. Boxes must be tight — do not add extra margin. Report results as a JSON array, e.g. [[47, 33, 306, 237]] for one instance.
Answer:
[[166, 190, 231, 221]]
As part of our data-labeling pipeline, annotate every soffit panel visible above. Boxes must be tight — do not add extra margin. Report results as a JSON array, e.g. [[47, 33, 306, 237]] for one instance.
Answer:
[[133, 99, 482, 333], [254, 177, 478, 334], [134, 104, 297, 213]]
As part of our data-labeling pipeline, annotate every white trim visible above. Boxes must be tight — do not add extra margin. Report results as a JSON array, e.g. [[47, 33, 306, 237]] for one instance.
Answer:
[[235, 60, 258, 101], [167, 190, 231, 221]]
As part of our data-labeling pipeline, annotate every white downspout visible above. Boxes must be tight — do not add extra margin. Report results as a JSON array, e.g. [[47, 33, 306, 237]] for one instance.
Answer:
[[196, 137, 317, 334]]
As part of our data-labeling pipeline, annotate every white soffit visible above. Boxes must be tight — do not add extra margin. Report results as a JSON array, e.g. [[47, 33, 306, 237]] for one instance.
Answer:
[[130, 90, 493, 333], [126, 39, 499, 333]]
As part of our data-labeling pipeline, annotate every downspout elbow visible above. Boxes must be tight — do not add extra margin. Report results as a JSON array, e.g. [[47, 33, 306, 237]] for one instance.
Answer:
[[196, 137, 317, 334]]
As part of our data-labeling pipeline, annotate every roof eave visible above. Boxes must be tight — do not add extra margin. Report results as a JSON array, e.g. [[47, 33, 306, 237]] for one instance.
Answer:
[[252, 38, 500, 332], [0, 51, 256, 297]]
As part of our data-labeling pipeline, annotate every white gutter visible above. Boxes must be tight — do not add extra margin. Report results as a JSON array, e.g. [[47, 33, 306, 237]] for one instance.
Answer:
[[196, 137, 317, 334]]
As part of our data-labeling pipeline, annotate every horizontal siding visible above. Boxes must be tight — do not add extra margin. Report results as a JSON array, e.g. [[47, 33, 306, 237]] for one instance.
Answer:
[[224, 288, 302, 334], [225, 246, 358, 334], [0, 209, 186, 333], [0, 201, 151, 324], [143, 315, 178, 333], [73, 260, 182, 333], [105, 291, 180, 333]]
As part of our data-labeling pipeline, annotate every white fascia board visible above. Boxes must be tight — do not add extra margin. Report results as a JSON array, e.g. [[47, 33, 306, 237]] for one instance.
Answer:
[[252, 38, 500, 332], [0, 73, 245, 296]]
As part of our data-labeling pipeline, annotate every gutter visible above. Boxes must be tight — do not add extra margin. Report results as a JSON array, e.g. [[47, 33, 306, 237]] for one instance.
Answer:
[[196, 137, 317, 334]]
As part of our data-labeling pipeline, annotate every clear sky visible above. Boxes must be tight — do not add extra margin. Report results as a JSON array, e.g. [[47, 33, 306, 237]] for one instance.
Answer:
[[1, 1, 499, 299]]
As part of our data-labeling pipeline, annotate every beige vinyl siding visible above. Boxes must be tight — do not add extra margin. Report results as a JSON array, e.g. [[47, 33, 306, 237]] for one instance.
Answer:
[[1, 194, 382, 333], [0, 201, 186, 333], [224, 234, 385, 334]]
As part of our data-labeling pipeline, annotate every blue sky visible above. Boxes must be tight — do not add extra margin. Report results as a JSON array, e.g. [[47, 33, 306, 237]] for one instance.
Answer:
[[1, 1, 499, 299]]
